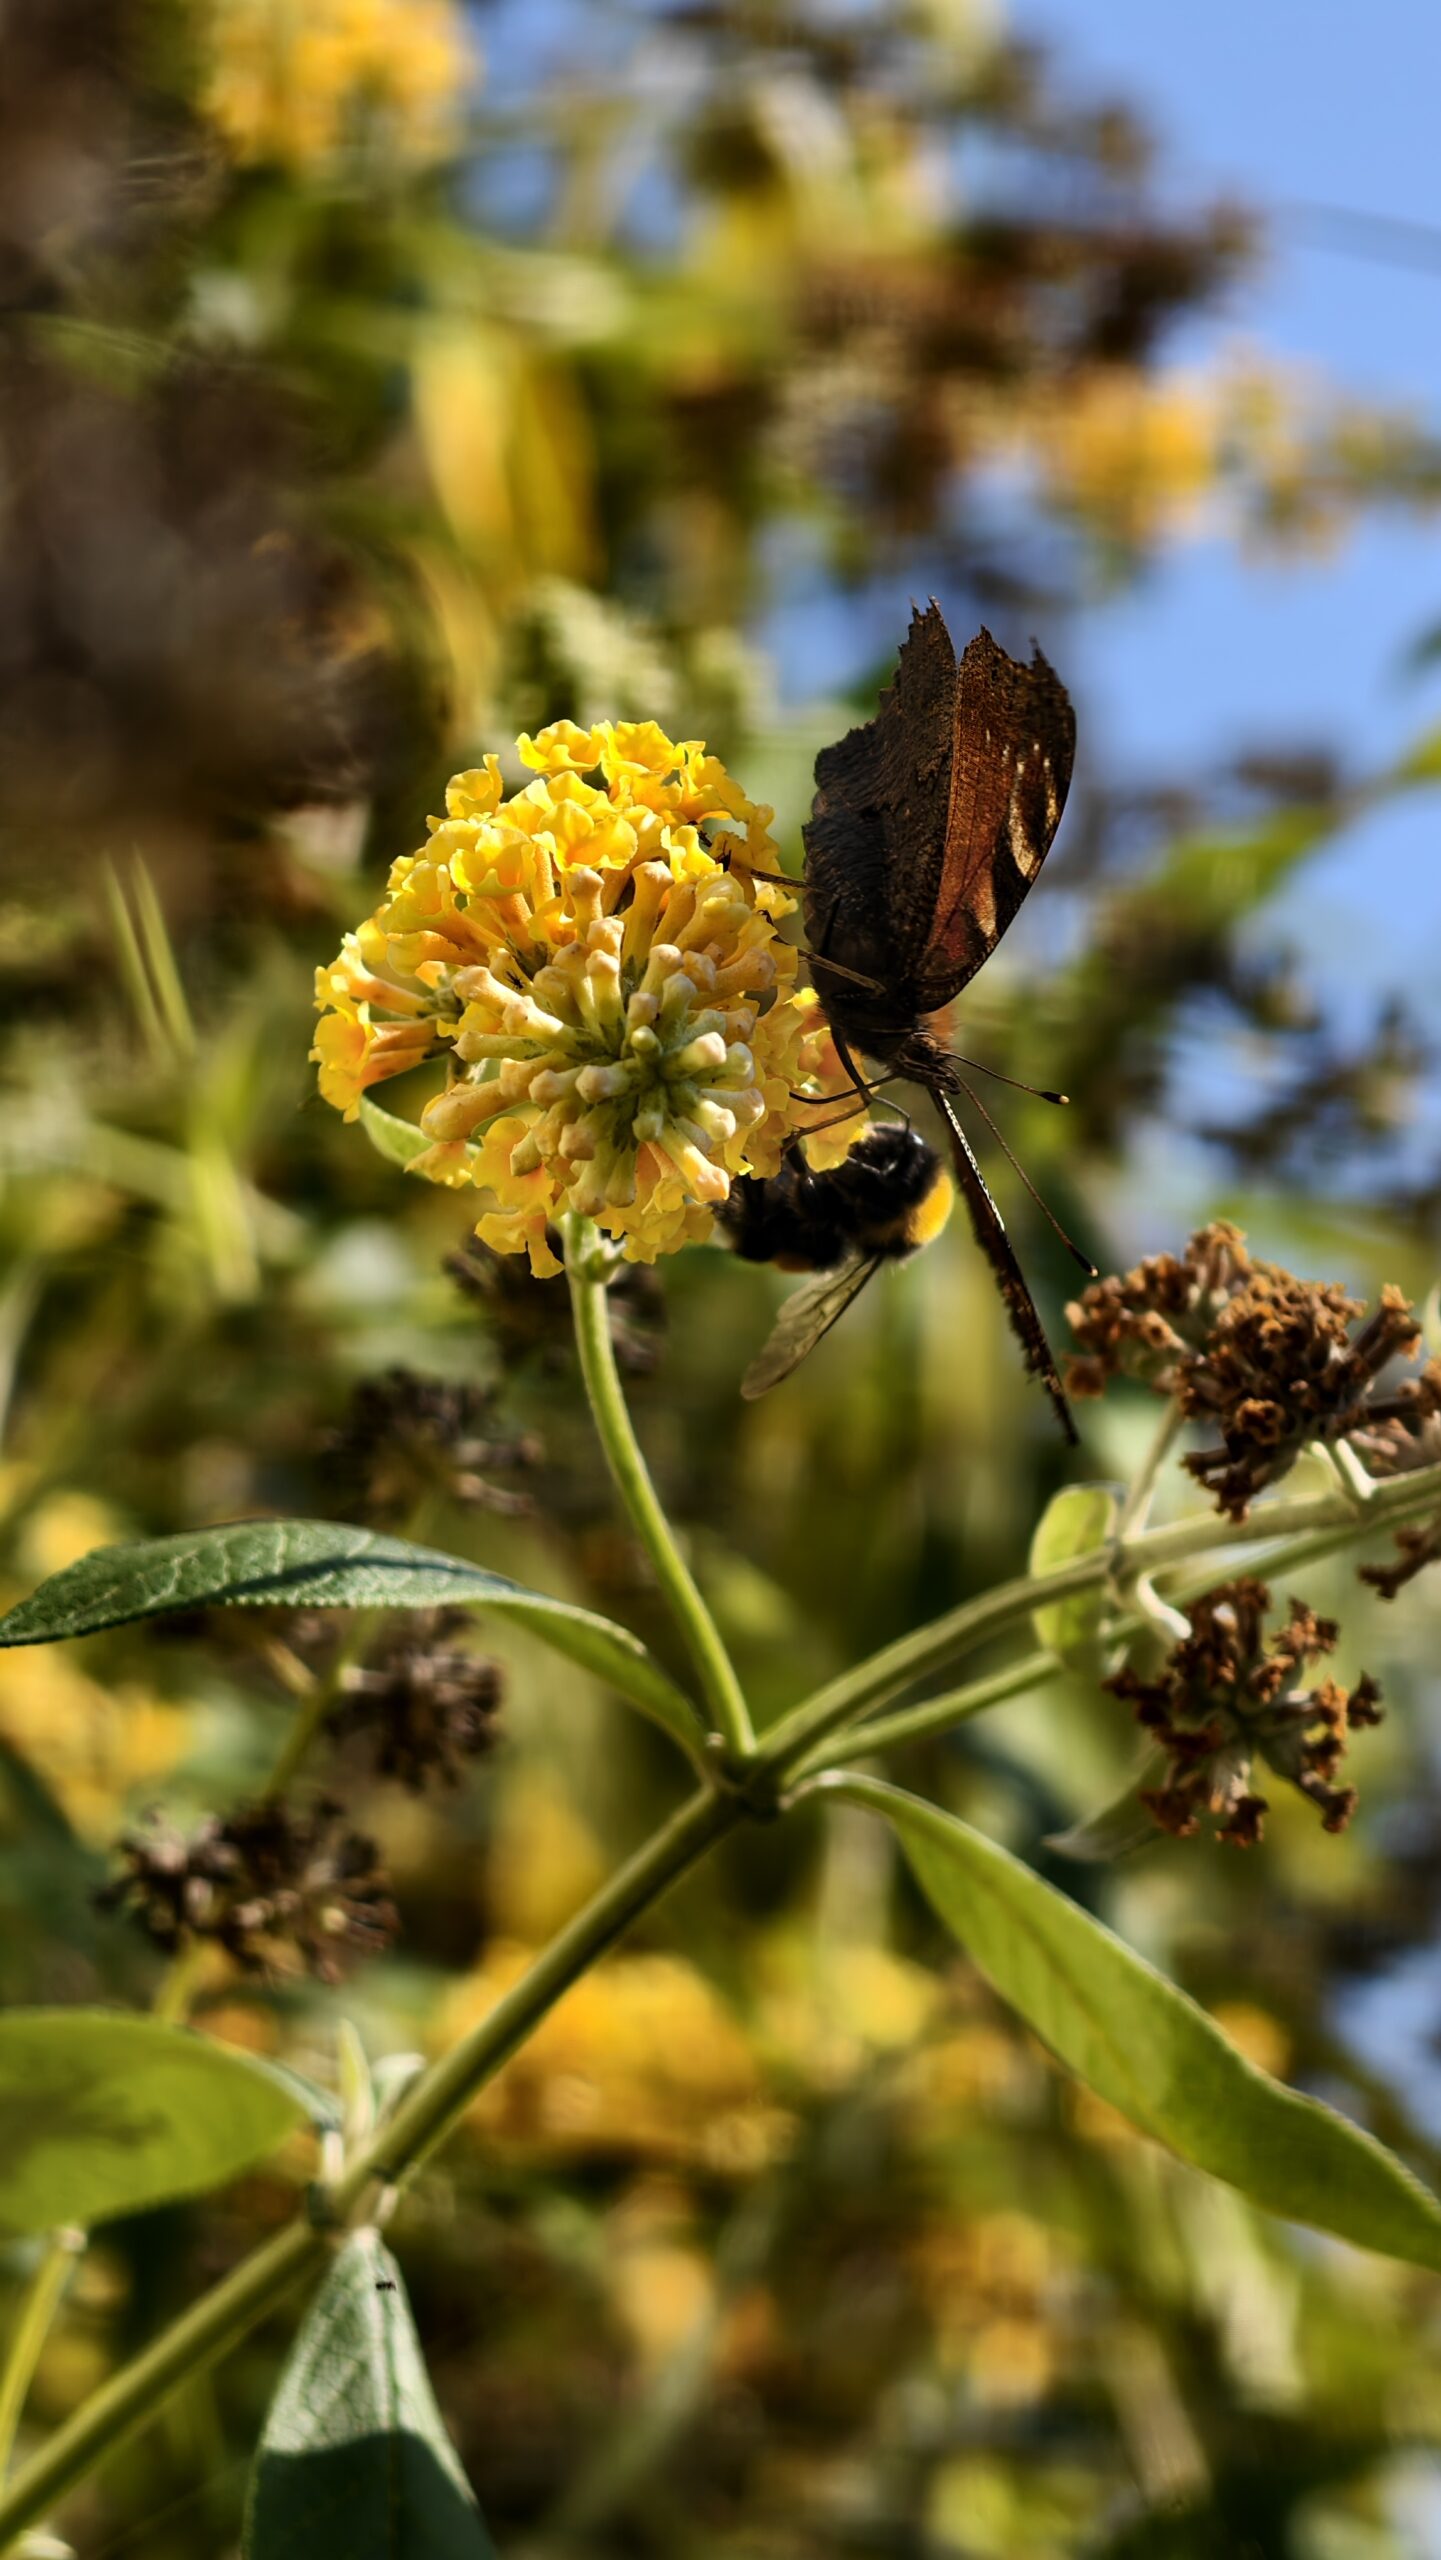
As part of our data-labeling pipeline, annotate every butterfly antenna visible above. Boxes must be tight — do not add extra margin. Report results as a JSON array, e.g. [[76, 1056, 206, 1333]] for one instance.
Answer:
[[951, 1073, 1097, 1275], [950, 1053, 1069, 1107]]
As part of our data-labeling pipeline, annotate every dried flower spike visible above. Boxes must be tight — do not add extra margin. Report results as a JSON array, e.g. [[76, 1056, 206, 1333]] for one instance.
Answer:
[[1354, 1356, 1441, 1597], [1064, 1222, 1251, 1398], [323, 1366, 539, 1520], [101, 1800, 398, 1983], [1069, 1222, 1435, 1522], [326, 1610, 503, 1790], [1106, 1576, 1382, 1846], [1182, 1276, 1422, 1520]]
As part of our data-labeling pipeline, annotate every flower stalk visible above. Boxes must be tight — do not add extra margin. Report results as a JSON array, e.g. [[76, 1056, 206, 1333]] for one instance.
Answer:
[[0, 2233, 85, 2491], [564, 1215, 754, 1760]]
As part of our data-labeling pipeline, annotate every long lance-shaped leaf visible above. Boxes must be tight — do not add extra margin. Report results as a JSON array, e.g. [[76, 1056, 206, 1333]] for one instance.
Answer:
[[834, 1775, 1441, 2274], [0, 1520, 702, 1755], [244, 2227, 494, 2558]]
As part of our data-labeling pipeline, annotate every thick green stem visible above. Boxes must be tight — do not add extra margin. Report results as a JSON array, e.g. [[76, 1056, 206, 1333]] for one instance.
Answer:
[[565, 1218, 753, 1759], [0, 2233, 84, 2488], [0, 1785, 738, 2554]]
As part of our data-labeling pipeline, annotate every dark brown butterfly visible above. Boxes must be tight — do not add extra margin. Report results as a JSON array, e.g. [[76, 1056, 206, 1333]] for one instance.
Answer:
[[719, 1126, 952, 1395], [800, 601, 1081, 1441]]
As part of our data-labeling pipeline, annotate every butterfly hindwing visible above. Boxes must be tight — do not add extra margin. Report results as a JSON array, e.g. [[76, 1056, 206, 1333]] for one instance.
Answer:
[[915, 628, 1076, 1012]]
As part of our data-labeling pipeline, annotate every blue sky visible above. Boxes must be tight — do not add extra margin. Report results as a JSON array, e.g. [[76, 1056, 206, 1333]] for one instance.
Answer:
[[1031, 0, 1441, 1019]]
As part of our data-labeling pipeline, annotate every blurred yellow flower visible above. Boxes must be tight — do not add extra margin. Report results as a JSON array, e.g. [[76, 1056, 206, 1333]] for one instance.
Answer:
[[0, 1647, 192, 1843], [440, 1940, 784, 2169], [1036, 367, 1218, 545], [314, 722, 845, 1265], [204, 0, 476, 173]]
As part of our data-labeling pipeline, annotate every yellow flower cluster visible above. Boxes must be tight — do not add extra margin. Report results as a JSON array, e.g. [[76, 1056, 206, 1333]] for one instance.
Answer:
[[204, 0, 475, 173], [313, 721, 844, 1268]]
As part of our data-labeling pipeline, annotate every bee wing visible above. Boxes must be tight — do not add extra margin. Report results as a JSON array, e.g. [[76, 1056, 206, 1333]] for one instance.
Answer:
[[739, 1253, 883, 1399]]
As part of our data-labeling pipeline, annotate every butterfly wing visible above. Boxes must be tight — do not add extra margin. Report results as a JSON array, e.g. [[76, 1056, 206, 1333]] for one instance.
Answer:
[[801, 602, 958, 1044], [914, 626, 1075, 1014], [932, 1086, 1077, 1444], [739, 1253, 885, 1399]]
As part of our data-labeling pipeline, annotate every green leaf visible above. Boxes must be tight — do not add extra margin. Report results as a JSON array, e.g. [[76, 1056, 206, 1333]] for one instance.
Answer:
[[0, 1519, 702, 1754], [245, 2228, 494, 2559], [842, 1775, 1441, 2272], [1045, 1752, 1168, 1862], [357, 1092, 449, 1171], [0, 2012, 307, 2237], [1028, 1482, 1118, 1673]]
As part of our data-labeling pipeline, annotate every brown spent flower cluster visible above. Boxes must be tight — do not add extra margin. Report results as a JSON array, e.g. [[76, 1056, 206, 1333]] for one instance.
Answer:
[[1064, 1221, 1251, 1397], [1107, 1577, 1382, 1847], [1354, 1364, 1441, 1598], [1067, 1222, 1435, 1519], [100, 1801, 397, 1982], [325, 1610, 503, 1790], [324, 1366, 540, 1521]]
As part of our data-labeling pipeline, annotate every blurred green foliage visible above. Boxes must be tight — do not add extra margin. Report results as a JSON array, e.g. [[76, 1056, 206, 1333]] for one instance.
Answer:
[[2, 0, 1441, 2553]]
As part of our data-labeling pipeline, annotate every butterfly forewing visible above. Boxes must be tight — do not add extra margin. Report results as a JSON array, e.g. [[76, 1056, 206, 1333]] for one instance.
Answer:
[[915, 626, 1076, 1011], [740, 1254, 885, 1399]]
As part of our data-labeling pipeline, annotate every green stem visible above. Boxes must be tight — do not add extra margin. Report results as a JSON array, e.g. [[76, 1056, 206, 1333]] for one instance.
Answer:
[[259, 1637, 358, 1806], [151, 1940, 210, 2027], [0, 2233, 84, 2487], [791, 1652, 1064, 1778], [803, 1491, 1423, 1782], [564, 1218, 753, 1759], [5, 1441, 1437, 2545], [0, 1787, 738, 2554], [760, 1455, 1441, 1781], [1115, 1400, 1183, 1539]]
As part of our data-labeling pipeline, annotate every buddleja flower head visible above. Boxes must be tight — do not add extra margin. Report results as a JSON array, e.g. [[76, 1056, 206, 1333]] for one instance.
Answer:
[[313, 722, 843, 1270]]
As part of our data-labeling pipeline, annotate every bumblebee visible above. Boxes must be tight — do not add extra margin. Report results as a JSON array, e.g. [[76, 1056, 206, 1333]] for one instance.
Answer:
[[719, 1125, 953, 1396]]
